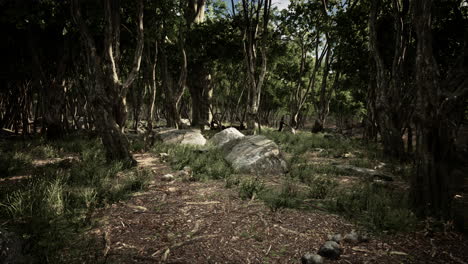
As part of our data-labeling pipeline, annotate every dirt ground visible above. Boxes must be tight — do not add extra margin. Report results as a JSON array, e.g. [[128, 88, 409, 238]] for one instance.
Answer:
[[83, 153, 468, 264]]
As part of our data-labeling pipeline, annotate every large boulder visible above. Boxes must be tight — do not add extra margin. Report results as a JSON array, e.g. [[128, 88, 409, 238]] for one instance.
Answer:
[[208, 127, 245, 148], [156, 128, 206, 146], [221, 135, 287, 174]]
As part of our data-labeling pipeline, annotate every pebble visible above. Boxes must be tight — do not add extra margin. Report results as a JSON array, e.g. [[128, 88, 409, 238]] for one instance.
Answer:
[[301, 253, 324, 264]]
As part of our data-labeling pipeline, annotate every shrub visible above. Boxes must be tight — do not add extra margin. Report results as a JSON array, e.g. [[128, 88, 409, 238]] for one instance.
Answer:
[[238, 177, 265, 200]]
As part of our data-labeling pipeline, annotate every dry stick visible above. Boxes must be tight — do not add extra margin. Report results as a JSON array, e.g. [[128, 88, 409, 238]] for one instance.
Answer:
[[103, 230, 111, 259], [185, 201, 221, 205], [151, 235, 218, 258]]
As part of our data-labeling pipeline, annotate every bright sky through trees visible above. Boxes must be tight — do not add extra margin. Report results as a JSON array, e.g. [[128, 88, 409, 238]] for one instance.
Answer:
[[225, 0, 290, 11]]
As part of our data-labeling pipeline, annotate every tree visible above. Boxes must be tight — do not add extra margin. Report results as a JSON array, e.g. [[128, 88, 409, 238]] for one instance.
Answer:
[[71, 0, 145, 165], [411, 0, 468, 217], [240, 0, 272, 131], [368, 0, 414, 158]]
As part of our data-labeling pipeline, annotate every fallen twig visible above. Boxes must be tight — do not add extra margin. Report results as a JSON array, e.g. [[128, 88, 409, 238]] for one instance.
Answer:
[[186, 201, 221, 205], [151, 235, 218, 258]]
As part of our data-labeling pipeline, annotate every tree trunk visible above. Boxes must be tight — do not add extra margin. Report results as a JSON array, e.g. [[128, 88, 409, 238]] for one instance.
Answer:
[[369, 0, 412, 159], [189, 66, 212, 129], [71, 0, 144, 166], [411, 0, 468, 218]]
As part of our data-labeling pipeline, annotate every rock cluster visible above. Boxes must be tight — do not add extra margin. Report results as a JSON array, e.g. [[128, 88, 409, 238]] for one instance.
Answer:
[[302, 230, 370, 262]]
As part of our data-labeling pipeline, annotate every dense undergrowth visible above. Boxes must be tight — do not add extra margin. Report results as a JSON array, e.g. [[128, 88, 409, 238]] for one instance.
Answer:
[[0, 134, 152, 263]]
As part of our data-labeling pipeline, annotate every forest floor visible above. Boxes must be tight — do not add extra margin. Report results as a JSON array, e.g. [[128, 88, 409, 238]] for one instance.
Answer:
[[1, 129, 467, 263], [84, 152, 468, 264]]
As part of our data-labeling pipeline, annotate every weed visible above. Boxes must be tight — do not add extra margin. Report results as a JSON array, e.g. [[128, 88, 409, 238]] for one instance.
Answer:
[[129, 138, 145, 152], [239, 177, 265, 200], [0, 151, 32, 177], [327, 183, 417, 232], [289, 163, 347, 184], [225, 175, 241, 188], [151, 143, 233, 181], [261, 179, 302, 212], [348, 158, 378, 169], [307, 175, 338, 199], [30, 144, 60, 159]]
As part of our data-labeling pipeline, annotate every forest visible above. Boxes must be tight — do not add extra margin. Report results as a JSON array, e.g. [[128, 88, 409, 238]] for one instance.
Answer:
[[0, 0, 467, 263]]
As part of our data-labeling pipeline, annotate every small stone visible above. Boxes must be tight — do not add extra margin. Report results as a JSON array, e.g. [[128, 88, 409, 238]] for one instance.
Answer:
[[161, 174, 174, 181], [327, 233, 342, 243], [301, 253, 324, 264], [318, 241, 342, 259], [344, 230, 359, 243]]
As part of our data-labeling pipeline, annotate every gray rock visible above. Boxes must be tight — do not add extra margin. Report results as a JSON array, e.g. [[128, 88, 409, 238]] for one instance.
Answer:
[[0, 229, 26, 264], [318, 241, 342, 259], [327, 233, 342, 243], [208, 127, 245, 148], [161, 174, 175, 181], [344, 230, 359, 243], [301, 253, 323, 264], [221, 135, 287, 174], [156, 128, 207, 146]]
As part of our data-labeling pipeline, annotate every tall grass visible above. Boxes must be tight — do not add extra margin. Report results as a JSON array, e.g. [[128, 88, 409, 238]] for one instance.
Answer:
[[0, 136, 152, 262], [151, 142, 233, 181]]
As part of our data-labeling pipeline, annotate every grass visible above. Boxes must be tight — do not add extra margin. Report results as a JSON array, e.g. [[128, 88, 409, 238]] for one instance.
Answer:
[[260, 129, 417, 232], [0, 135, 152, 263], [151, 142, 233, 181], [326, 183, 417, 232], [260, 178, 303, 212], [0, 151, 32, 177]]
